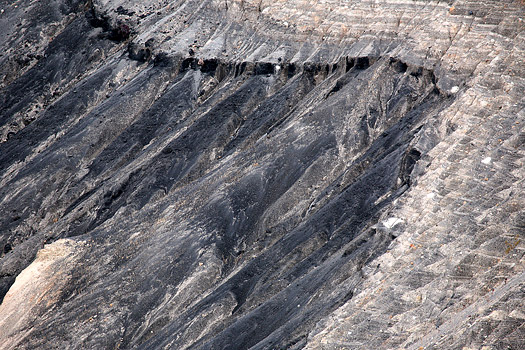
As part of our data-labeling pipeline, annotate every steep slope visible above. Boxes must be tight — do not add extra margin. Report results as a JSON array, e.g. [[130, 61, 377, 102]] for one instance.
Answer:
[[0, 1, 524, 349]]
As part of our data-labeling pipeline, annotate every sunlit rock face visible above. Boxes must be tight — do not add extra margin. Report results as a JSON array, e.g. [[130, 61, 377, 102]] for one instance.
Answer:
[[0, 1, 524, 349]]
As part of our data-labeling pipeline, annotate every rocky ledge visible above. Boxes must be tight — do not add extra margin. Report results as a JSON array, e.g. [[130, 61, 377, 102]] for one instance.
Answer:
[[0, 1, 524, 349]]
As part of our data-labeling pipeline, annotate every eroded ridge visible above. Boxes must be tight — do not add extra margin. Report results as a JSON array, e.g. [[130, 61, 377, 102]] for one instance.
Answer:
[[0, 0, 523, 349]]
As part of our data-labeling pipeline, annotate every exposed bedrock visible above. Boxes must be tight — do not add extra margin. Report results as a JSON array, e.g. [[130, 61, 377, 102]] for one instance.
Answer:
[[0, 1, 524, 349]]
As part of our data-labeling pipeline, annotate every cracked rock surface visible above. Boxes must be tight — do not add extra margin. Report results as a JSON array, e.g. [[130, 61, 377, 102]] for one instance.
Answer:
[[0, 1, 524, 349]]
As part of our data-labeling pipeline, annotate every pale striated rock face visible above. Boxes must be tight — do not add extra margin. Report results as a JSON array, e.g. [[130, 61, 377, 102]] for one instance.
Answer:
[[0, 0, 524, 349], [0, 239, 84, 349]]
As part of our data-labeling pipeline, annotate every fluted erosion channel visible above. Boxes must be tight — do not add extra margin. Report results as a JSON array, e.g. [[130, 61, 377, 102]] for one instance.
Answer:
[[0, 1, 524, 349]]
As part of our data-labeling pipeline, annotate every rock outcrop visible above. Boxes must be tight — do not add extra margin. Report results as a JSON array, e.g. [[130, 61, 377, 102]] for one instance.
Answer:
[[0, 0, 524, 349]]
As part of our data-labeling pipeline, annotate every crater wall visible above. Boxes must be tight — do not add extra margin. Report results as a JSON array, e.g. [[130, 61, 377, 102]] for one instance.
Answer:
[[0, 1, 524, 349]]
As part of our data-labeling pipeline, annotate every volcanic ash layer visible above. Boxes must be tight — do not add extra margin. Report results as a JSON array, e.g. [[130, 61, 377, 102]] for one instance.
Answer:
[[0, 1, 524, 349]]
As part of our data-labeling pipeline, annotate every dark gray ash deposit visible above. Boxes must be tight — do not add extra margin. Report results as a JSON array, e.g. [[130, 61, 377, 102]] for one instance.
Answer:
[[0, 1, 524, 349]]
